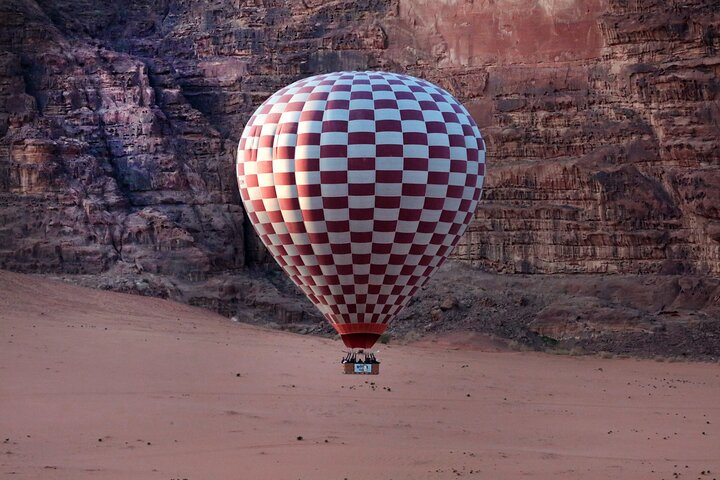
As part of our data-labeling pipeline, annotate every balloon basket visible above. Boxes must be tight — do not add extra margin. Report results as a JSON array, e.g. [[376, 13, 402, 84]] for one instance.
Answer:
[[343, 363, 380, 375], [341, 351, 380, 374]]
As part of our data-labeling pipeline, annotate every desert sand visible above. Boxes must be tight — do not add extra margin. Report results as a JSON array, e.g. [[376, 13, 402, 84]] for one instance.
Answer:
[[1, 270, 719, 480]]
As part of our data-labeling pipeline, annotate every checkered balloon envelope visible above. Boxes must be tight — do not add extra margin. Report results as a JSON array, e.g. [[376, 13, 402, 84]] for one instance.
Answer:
[[237, 71, 486, 349]]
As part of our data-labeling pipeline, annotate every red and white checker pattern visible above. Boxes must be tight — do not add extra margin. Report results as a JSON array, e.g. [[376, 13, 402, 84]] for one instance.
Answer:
[[236, 71, 485, 337]]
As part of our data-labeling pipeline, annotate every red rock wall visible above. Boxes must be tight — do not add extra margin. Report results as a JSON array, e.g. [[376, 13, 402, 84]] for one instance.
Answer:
[[1, 0, 718, 276], [0, 0, 247, 276], [389, 0, 720, 274]]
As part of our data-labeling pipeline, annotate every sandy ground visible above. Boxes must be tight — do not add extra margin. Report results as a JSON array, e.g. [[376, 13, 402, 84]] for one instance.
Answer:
[[1, 270, 719, 480]]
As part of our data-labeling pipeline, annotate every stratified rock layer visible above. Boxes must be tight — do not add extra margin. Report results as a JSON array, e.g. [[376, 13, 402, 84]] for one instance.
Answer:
[[0, 0, 246, 278], [1, 0, 719, 277]]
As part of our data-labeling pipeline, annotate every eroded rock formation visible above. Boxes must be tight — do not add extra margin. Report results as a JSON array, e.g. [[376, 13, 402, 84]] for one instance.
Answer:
[[0, 0, 246, 278], [1, 0, 718, 278], [1, 1, 720, 356]]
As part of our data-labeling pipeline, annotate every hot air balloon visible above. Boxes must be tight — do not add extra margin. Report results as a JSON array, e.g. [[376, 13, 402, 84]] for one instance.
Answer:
[[236, 71, 485, 358]]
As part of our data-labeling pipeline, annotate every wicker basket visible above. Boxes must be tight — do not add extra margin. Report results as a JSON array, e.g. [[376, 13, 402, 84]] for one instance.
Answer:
[[343, 363, 380, 375]]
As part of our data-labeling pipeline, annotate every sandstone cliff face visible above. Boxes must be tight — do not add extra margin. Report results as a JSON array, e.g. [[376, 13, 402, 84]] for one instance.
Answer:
[[391, 0, 720, 274], [1, 0, 719, 356], [0, 0, 246, 278], [1, 0, 718, 279]]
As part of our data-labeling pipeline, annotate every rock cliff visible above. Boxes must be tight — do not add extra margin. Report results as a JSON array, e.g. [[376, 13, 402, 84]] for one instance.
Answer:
[[0, 0, 246, 278], [1, 0, 718, 277], [1, 0, 719, 355]]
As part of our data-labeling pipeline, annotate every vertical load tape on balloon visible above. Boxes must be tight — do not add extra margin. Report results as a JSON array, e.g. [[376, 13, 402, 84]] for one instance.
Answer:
[[237, 71, 485, 349]]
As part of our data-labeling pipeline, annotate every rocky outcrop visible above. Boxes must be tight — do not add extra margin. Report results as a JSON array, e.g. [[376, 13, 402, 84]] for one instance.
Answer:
[[1, 0, 718, 278], [0, 0, 246, 278], [395, 262, 720, 359], [1, 0, 719, 357], [390, 0, 720, 274], [364, 0, 718, 276]]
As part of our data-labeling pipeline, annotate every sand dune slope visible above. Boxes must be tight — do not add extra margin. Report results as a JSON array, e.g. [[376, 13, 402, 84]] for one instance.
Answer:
[[1, 270, 719, 479]]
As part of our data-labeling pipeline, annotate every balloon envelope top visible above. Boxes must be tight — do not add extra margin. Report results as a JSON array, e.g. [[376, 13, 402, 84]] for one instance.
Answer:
[[236, 71, 485, 349]]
